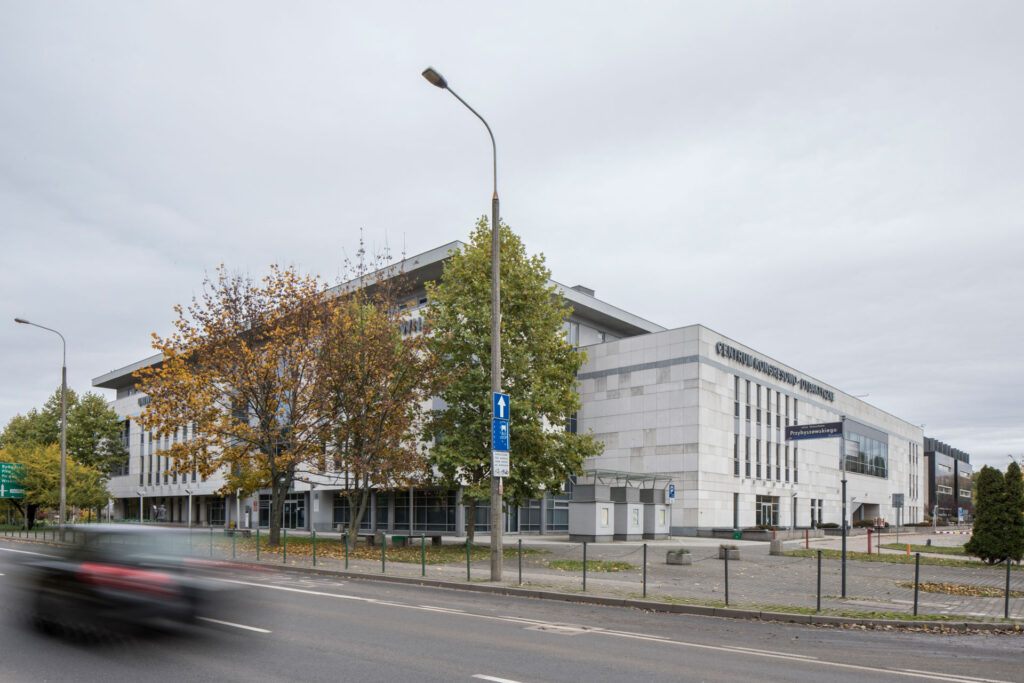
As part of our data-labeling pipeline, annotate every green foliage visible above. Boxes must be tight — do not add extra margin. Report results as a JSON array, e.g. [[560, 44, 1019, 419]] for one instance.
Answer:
[[0, 443, 109, 511], [1003, 462, 1024, 562], [424, 219, 602, 529], [0, 387, 127, 477], [963, 465, 1019, 564]]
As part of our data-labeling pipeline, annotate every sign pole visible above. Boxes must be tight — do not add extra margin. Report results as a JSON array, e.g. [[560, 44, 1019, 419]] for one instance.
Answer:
[[840, 416, 848, 599]]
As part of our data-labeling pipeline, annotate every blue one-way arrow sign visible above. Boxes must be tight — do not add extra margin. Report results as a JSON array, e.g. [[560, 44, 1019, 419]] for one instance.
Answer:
[[493, 392, 510, 420]]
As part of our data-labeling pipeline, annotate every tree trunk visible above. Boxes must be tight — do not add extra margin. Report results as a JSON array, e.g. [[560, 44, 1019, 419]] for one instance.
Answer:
[[346, 488, 370, 552], [466, 499, 476, 543], [268, 480, 286, 546]]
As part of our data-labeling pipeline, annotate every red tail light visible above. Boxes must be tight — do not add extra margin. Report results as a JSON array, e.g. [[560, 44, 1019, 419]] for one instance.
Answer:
[[75, 563, 179, 598]]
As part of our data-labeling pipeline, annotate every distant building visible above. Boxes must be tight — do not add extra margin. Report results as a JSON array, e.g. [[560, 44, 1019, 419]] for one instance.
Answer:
[[923, 438, 972, 523]]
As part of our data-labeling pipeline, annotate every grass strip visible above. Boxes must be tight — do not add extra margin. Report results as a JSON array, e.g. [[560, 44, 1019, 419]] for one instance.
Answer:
[[786, 548, 1022, 570], [896, 581, 1024, 598], [880, 543, 967, 556], [547, 559, 636, 572]]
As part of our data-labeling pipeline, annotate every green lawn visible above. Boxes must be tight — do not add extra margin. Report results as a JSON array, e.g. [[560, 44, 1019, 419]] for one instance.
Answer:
[[880, 543, 967, 556], [786, 548, 1021, 570], [547, 559, 636, 572]]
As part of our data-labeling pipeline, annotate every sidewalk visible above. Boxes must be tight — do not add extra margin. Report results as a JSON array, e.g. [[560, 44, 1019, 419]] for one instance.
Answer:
[[211, 529, 1022, 623]]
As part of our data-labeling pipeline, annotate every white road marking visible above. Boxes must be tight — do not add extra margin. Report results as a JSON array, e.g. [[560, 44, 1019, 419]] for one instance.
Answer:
[[473, 676, 523, 683], [196, 617, 271, 633], [215, 577, 1012, 683], [0, 546, 57, 557]]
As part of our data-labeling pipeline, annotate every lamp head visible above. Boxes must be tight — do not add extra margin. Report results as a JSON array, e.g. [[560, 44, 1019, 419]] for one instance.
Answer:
[[14, 318, 29, 324], [422, 67, 447, 89]]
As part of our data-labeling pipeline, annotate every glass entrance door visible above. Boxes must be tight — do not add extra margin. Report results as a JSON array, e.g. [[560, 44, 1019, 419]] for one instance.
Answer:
[[283, 499, 305, 529]]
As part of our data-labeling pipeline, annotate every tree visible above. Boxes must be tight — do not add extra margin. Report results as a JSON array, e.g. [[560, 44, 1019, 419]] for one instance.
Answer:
[[424, 218, 602, 540], [1, 387, 127, 477], [0, 387, 78, 450], [1004, 461, 1024, 563], [136, 265, 329, 546], [318, 245, 436, 549], [0, 443, 109, 528], [964, 465, 1013, 564], [67, 392, 129, 476]]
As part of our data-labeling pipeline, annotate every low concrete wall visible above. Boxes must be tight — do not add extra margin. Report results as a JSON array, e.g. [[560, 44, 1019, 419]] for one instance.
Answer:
[[698, 528, 825, 542]]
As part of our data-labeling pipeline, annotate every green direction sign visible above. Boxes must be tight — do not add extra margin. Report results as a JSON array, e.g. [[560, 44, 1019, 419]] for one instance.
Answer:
[[0, 462, 26, 499]]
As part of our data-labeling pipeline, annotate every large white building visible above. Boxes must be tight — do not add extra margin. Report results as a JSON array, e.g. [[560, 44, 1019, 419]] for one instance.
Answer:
[[92, 242, 924, 536], [577, 326, 924, 536]]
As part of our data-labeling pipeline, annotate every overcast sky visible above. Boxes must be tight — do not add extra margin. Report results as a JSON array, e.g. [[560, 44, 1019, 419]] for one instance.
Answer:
[[1, 2, 1021, 471]]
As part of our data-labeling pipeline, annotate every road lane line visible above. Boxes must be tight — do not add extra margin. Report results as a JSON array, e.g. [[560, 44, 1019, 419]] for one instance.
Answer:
[[0, 546, 58, 557], [221, 577, 1012, 683], [197, 617, 271, 633], [473, 675, 524, 683]]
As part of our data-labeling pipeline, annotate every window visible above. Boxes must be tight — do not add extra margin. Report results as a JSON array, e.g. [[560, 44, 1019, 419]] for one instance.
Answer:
[[775, 443, 781, 480], [755, 495, 779, 526], [745, 437, 751, 477], [733, 434, 740, 477], [756, 439, 762, 478], [794, 447, 798, 483], [765, 442, 771, 480], [785, 445, 790, 482], [843, 432, 889, 478]]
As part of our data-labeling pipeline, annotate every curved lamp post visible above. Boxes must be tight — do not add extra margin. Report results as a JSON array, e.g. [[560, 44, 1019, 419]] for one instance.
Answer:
[[422, 67, 504, 581], [14, 318, 67, 539]]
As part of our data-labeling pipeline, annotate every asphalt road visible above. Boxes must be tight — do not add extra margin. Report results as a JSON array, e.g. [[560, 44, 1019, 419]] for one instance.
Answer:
[[0, 541, 1019, 683]]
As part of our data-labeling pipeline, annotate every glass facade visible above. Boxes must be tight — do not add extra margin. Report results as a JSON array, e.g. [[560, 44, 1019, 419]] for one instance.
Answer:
[[845, 432, 889, 478]]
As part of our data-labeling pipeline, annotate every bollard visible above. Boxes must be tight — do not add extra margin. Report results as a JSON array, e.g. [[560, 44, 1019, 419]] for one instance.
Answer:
[[256, 527, 260, 561], [421, 534, 426, 577], [867, 528, 872, 554], [345, 531, 349, 569], [1006, 558, 1012, 620], [381, 533, 386, 574], [643, 543, 648, 598], [805, 528, 809, 549], [313, 530, 317, 567], [913, 552, 920, 616], [466, 537, 471, 582], [724, 550, 730, 606], [518, 539, 522, 586], [906, 544, 910, 556], [583, 541, 588, 592], [209, 527, 213, 557], [283, 528, 287, 564], [816, 550, 822, 612]]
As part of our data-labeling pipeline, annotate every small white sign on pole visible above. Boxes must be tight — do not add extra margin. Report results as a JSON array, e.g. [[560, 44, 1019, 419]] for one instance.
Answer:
[[492, 451, 510, 478]]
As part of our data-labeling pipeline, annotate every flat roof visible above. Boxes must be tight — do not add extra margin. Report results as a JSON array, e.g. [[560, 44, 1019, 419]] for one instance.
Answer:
[[93, 241, 663, 390]]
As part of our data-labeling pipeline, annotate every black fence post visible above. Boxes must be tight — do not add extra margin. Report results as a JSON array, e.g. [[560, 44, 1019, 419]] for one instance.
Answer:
[[913, 552, 920, 617], [643, 543, 648, 598], [582, 541, 587, 592], [1006, 557, 1012, 620], [518, 539, 522, 586], [724, 551, 730, 607], [816, 550, 822, 612]]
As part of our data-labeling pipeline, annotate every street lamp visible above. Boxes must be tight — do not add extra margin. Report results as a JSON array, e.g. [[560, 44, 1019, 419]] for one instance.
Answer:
[[14, 318, 67, 539], [422, 66, 504, 581]]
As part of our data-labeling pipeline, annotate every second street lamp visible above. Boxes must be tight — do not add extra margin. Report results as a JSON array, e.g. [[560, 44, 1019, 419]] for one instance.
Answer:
[[422, 66, 504, 581], [14, 317, 68, 540]]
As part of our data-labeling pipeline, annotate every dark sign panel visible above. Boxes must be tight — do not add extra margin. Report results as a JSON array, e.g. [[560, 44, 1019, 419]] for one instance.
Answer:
[[785, 422, 844, 441]]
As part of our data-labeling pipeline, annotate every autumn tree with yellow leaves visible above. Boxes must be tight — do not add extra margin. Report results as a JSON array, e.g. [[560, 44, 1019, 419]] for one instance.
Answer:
[[136, 265, 329, 546], [319, 245, 436, 549]]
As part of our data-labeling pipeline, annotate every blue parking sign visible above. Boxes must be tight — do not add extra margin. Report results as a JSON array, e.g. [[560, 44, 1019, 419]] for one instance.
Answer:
[[492, 418, 509, 451], [668, 484, 675, 499]]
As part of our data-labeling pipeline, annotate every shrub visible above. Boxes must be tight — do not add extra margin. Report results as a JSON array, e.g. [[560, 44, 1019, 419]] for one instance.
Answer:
[[819, 522, 839, 529]]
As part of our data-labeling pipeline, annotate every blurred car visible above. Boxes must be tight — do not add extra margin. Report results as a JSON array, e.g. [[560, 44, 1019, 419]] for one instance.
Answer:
[[19, 524, 245, 637]]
